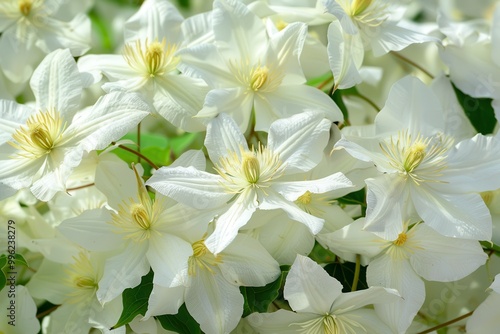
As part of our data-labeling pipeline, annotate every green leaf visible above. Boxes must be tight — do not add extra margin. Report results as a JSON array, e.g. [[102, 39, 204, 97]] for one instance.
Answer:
[[169, 132, 203, 157], [15, 254, 28, 267], [452, 84, 496, 135], [0, 271, 6, 291], [480, 241, 500, 256], [331, 88, 349, 123], [113, 270, 154, 329], [324, 261, 368, 293], [240, 266, 289, 317], [308, 242, 337, 264], [157, 304, 201, 334], [0, 254, 6, 270], [337, 188, 367, 216]]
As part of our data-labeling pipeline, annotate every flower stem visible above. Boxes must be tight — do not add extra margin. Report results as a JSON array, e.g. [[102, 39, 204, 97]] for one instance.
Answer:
[[351, 254, 361, 291], [318, 75, 334, 90], [112, 142, 159, 170], [390, 51, 434, 79], [66, 183, 95, 191], [137, 122, 142, 164], [353, 92, 380, 112], [417, 310, 474, 334]]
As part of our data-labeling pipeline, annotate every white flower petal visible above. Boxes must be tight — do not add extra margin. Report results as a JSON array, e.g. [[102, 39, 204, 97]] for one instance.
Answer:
[[285, 254, 342, 314], [410, 224, 487, 281], [205, 189, 258, 254], [220, 234, 280, 286], [77, 54, 133, 85], [147, 166, 231, 209], [30, 49, 82, 116], [144, 284, 185, 319], [97, 242, 150, 304], [205, 113, 249, 164], [148, 234, 192, 288], [0, 100, 33, 143], [332, 287, 401, 312], [185, 268, 243, 334], [411, 185, 492, 240], [267, 110, 331, 174], [367, 256, 425, 334]]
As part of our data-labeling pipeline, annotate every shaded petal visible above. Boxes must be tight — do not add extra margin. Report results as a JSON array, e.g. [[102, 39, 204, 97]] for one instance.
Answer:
[[364, 175, 407, 240], [260, 191, 324, 234], [332, 286, 400, 312], [57, 208, 122, 252], [97, 242, 150, 304], [220, 234, 280, 286], [441, 134, 500, 192], [267, 110, 331, 174], [185, 268, 243, 334], [205, 189, 258, 254], [0, 100, 33, 143], [144, 284, 185, 318], [148, 233, 192, 288], [77, 54, 133, 84], [367, 256, 425, 334], [285, 254, 341, 314], [410, 224, 487, 281], [411, 185, 492, 240], [247, 310, 318, 334]]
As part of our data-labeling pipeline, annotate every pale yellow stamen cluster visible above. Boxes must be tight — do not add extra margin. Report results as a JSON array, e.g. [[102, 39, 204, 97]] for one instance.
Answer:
[[214, 144, 285, 194], [346, 0, 389, 28], [188, 239, 222, 276], [19, 0, 32, 16], [385, 223, 422, 261], [228, 60, 284, 94], [295, 191, 334, 217], [379, 130, 453, 185], [9, 109, 66, 159], [64, 253, 98, 304], [110, 166, 163, 242], [292, 312, 365, 334], [124, 38, 179, 79]]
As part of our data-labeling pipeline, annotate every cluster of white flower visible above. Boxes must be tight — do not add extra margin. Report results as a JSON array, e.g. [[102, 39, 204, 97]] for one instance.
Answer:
[[1, 0, 500, 333]]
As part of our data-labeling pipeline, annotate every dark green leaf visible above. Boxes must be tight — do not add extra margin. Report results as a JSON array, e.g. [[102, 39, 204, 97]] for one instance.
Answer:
[[308, 242, 337, 264], [331, 88, 349, 123], [480, 241, 500, 256], [0, 271, 5, 291], [113, 270, 154, 329], [324, 261, 368, 293], [337, 188, 367, 216], [157, 304, 201, 334], [240, 266, 289, 317], [452, 84, 496, 135], [0, 254, 6, 270]]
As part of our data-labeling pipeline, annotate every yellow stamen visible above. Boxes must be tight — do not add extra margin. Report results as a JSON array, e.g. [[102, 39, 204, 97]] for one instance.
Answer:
[[296, 191, 312, 205], [242, 153, 260, 183], [19, 0, 32, 16], [188, 239, 222, 276], [403, 143, 426, 173], [250, 66, 269, 91], [393, 232, 408, 246], [351, 0, 373, 16]]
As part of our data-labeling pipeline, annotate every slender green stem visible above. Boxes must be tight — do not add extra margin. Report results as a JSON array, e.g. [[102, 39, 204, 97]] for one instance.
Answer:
[[351, 254, 361, 292], [417, 310, 474, 334], [390, 51, 434, 79], [137, 122, 142, 164], [66, 183, 95, 191], [112, 142, 159, 170], [318, 75, 334, 90], [37, 305, 60, 319], [353, 92, 381, 112]]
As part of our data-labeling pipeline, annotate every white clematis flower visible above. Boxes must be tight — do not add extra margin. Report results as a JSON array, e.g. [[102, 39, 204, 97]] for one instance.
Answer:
[[0, 0, 91, 84], [144, 233, 281, 334], [0, 49, 150, 201], [58, 161, 217, 304], [78, 0, 208, 132], [322, 218, 487, 333], [147, 111, 353, 254], [335, 75, 500, 240], [324, 0, 437, 56], [246, 254, 400, 333], [178, 0, 343, 131]]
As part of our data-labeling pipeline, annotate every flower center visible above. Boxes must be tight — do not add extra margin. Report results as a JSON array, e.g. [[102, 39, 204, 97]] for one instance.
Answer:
[[379, 130, 453, 185], [250, 66, 269, 91], [188, 239, 222, 276], [110, 165, 162, 243], [9, 109, 66, 159], [64, 253, 99, 304], [214, 144, 284, 194], [242, 153, 260, 184], [296, 191, 312, 205], [393, 232, 407, 246], [19, 0, 32, 16], [131, 203, 151, 230], [350, 0, 372, 16], [124, 38, 179, 79], [228, 60, 284, 94]]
